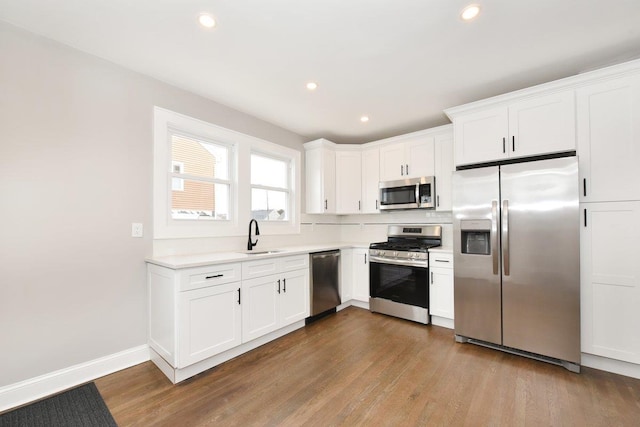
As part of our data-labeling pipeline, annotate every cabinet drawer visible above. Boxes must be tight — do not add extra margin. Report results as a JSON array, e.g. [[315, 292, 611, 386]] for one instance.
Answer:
[[429, 252, 453, 268], [280, 254, 309, 272], [179, 263, 241, 292], [242, 258, 279, 280]]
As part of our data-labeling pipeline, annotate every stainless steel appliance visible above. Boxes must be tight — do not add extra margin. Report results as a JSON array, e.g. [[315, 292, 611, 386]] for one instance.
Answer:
[[310, 250, 341, 316], [369, 225, 442, 324], [453, 156, 580, 372], [379, 176, 435, 210]]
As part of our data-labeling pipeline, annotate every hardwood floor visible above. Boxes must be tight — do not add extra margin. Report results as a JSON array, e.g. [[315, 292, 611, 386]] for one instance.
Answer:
[[96, 307, 640, 426]]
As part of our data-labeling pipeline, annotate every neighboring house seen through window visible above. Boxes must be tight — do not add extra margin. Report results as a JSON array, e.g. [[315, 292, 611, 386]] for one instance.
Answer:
[[251, 153, 290, 221]]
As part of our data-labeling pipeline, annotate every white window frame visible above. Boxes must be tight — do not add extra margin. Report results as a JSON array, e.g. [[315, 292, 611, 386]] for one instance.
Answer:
[[250, 151, 292, 221], [154, 107, 301, 239]]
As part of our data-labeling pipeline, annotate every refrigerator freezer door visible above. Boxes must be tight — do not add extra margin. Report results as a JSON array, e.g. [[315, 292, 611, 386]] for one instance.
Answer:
[[453, 167, 502, 345], [500, 157, 580, 364]]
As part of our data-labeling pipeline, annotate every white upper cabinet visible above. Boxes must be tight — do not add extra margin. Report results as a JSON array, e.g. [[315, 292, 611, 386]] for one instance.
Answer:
[[449, 90, 576, 166], [577, 73, 640, 202], [379, 135, 435, 181], [304, 140, 336, 214], [361, 147, 380, 213], [434, 130, 454, 211], [335, 150, 362, 214]]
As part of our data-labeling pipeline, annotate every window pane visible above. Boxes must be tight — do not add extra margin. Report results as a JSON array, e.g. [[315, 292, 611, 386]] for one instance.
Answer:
[[251, 154, 287, 188], [172, 180, 229, 220], [172, 135, 229, 180], [251, 188, 288, 221]]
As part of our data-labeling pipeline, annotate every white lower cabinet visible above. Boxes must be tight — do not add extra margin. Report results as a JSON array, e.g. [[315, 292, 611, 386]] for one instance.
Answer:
[[242, 267, 309, 342], [148, 254, 309, 382], [352, 248, 370, 303], [340, 248, 353, 303], [178, 283, 242, 368], [581, 201, 640, 364], [429, 252, 454, 324]]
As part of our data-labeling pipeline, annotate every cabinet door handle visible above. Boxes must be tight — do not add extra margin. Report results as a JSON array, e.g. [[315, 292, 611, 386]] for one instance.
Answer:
[[358, 200, 361, 211], [283, 278, 286, 293], [512, 135, 515, 152], [437, 195, 440, 207], [375, 200, 379, 210], [431, 271, 434, 284], [435, 259, 450, 263], [583, 178, 587, 197], [324, 199, 327, 210], [400, 165, 404, 176], [406, 164, 409, 175], [502, 137, 506, 153], [584, 208, 587, 227], [364, 253, 367, 264], [206, 274, 223, 279], [237, 288, 241, 305], [277, 279, 281, 294]]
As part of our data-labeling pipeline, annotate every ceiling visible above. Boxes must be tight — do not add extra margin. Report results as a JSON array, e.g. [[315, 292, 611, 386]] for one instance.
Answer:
[[2, 1, 640, 144]]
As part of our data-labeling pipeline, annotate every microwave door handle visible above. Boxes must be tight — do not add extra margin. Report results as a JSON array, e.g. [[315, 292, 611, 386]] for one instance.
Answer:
[[491, 200, 499, 275], [415, 184, 420, 206], [502, 200, 510, 276]]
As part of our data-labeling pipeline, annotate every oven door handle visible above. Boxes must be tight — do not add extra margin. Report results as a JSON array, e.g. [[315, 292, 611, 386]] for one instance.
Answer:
[[369, 256, 428, 268]]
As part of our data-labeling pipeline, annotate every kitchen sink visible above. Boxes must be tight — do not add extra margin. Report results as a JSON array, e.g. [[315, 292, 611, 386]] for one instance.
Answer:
[[243, 250, 282, 255]]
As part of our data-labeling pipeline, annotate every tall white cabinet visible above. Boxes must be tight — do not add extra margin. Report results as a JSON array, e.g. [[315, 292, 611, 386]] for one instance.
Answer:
[[577, 69, 640, 366]]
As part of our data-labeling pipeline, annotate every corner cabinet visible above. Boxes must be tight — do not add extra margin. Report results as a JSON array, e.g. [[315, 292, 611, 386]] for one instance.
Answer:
[[448, 90, 576, 167], [335, 150, 362, 214], [304, 139, 336, 214]]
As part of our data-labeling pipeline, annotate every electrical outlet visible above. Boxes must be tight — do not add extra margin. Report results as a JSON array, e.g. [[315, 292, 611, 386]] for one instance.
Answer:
[[131, 223, 143, 238]]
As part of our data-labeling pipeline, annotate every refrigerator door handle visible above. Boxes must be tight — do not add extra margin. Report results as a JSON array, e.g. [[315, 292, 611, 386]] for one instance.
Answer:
[[491, 200, 499, 275], [502, 199, 510, 276]]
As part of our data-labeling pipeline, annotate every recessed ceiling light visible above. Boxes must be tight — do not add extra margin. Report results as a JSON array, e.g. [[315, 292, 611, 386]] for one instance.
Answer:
[[360, 116, 369, 123], [198, 13, 216, 29], [306, 82, 318, 91], [460, 4, 481, 21]]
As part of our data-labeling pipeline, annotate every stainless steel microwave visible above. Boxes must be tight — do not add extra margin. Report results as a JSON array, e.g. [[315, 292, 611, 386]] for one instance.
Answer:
[[379, 176, 436, 210]]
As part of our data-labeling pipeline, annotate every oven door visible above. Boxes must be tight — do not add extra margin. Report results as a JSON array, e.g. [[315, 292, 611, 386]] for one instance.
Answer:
[[369, 258, 429, 309]]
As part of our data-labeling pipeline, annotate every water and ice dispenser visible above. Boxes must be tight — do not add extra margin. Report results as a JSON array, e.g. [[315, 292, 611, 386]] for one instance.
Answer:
[[460, 220, 491, 255]]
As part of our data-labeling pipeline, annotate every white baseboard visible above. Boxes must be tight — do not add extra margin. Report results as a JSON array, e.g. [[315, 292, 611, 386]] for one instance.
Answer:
[[0, 344, 150, 412], [582, 353, 640, 379]]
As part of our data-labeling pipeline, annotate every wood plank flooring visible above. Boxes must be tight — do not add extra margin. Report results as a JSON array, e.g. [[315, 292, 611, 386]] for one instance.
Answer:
[[96, 307, 640, 426]]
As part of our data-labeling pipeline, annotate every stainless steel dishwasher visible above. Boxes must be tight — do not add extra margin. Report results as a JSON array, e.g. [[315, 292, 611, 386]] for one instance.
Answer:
[[309, 250, 341, 316]]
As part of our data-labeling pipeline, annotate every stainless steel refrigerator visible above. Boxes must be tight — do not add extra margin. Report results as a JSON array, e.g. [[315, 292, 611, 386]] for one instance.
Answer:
[[452, 156, 580, 372]]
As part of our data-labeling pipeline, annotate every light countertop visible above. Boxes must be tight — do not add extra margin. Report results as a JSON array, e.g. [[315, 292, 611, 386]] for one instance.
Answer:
[[146, 242, 370, 269]]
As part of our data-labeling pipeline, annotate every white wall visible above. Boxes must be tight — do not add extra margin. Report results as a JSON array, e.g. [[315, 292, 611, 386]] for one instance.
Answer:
[[0, 22, 307, 387]]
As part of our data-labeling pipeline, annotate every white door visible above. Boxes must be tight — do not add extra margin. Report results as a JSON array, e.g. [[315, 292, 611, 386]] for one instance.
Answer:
[[454, 106, 508, 166], [581, 201, 640, 364], [405, 136, 435, 178], [178, 283, 242, 368], [434, 132, 454, 211], [361, 147, 380, 213], [242, 274, 279, 342], [352, 248, 370, 303], [280, 269, 310, 325], [577, 74, 640, 202], [379, 143, 406, 181], [335, 151, 362, 214], [508, 90, 576, 159]]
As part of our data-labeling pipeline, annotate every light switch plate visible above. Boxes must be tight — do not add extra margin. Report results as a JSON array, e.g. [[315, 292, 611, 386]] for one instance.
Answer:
[[131, 223, 143, 238]]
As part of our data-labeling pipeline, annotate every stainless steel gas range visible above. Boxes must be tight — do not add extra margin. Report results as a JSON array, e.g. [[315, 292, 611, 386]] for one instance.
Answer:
[[368, 225, 442, 324]]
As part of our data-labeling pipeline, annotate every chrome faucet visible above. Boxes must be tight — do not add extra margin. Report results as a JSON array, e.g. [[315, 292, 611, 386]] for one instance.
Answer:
[[247, 219, 260, 250]]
